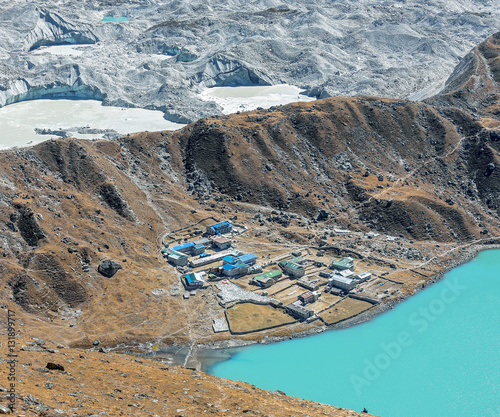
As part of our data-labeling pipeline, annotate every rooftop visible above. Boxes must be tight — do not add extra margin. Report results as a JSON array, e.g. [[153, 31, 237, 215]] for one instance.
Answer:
[[254, 270, 282, 280], [330, 275, 354, 284], [209, 221, 232, 230], [299, 291, 314, 299], [223, 255, 236, 264], [238, 253, 257, 264], [172, 242, 195, 251], [280, 260, 305, 270], [211, 236, 231, 244], [186, 272, 204, 284], [331, 257, 355, 267]]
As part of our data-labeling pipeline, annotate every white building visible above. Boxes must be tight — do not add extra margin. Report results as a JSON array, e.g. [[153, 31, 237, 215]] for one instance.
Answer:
[[357, 272, 372, 282], [329, 275, 357, 291], [189, 250, 240, 268]]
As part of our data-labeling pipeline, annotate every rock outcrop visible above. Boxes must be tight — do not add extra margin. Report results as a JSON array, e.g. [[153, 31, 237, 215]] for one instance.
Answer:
[[97, 259, 122, 278], [426, 32, 500, 117]]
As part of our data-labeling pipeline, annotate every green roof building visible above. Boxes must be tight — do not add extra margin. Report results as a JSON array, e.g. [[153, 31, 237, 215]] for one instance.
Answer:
[[289, 257, 307, 265], [251, 270, 282, 288], [330, 256, 354, 271], [184, 272, 204, 289], [163, 249, 189, 266], [279, 260, 306, 278]]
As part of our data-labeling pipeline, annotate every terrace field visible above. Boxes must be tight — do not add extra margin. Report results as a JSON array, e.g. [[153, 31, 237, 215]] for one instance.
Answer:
[[320, 297, 375, 325], [226, 303, 297, 333]]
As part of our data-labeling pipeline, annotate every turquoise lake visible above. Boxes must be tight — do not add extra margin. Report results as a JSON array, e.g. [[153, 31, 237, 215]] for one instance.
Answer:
[[210, 249, 500, 417]]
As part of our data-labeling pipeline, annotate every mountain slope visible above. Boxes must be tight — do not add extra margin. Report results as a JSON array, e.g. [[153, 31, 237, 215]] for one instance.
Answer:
[[0, 32, 499, 352], [426, 31, 500, 119], [0, 338, 374, 417], [0, 98, 499, 349], [173, 95, 500, 239]]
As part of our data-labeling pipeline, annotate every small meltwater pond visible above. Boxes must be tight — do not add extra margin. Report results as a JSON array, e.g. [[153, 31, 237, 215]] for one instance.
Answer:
[[0, 85, 316, 149], [0, 99, 185, 150], [31, 44, 94, 56], [102, 16, 129, 22]]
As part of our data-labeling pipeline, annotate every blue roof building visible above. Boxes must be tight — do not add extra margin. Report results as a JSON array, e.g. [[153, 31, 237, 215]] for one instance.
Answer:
[[222, 255, 236, 264], [223, 253, 257, 267], [222, 261, 250, 277], [222, 264, 238, 277], [172, 242, 195, 254], [206, 221, 232, 235], [238, 253, 257, 265], [192, 244, 206, 255], [184, 272, 204, 289]]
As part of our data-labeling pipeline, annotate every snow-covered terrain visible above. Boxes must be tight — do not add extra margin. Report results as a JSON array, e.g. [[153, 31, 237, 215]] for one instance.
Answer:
[[0, 0, 499, 123]]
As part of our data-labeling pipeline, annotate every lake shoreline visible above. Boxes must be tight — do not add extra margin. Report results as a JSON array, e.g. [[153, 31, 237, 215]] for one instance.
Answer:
[[204, 244, 500, 417], [111, 242, 500, 371], [183, 241, 500, 372]]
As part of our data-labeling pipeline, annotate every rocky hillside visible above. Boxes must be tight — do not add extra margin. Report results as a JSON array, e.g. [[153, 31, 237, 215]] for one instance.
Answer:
[[174, 96, 499, 240], [0, 86, 499, 349], [0, 1, 499, 122], [426, 31, 500, 119], [0, 28, 498, 417]]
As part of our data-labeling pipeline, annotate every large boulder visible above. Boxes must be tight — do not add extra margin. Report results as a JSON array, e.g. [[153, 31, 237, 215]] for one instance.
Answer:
[[97, 260, 122, 278], [46, 362, 65, 371]]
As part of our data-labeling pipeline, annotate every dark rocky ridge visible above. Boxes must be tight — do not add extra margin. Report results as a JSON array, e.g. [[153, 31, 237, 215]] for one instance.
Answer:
[[426, 32, 500, 118], [1, 93, 498, 321], [173, 97, 499, 242]]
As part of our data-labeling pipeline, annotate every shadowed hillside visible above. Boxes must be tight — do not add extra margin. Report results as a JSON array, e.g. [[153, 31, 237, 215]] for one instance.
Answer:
[[1, 96, 498, 348], [173, 97, 499, 241]]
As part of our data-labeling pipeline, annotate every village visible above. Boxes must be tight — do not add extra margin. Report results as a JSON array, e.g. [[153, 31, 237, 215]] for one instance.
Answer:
[[161, 219, 408, 336]]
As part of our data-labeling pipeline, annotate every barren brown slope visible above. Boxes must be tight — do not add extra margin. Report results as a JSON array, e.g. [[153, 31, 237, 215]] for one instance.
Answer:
[[0, 337, 375, 417], [0, 136, 210, 348], [173, 96, 499, 239], [0, 99, 499, 351]]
